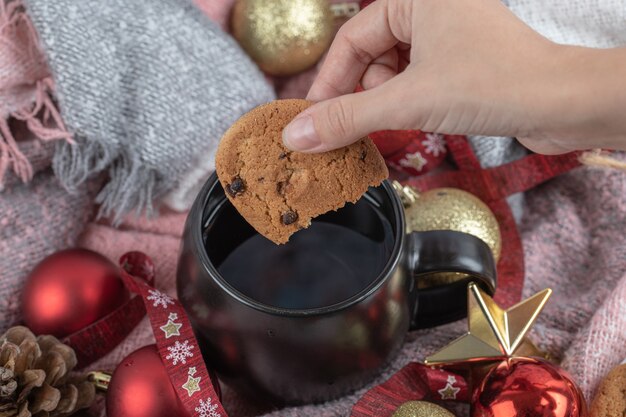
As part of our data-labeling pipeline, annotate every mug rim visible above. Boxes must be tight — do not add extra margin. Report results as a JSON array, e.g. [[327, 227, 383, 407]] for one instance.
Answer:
[[190, 173, 405, 318]]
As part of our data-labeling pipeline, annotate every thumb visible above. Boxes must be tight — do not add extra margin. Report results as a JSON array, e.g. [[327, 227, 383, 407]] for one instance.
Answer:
[[515, 136, 575, 155], [282, 85, 405, 153]]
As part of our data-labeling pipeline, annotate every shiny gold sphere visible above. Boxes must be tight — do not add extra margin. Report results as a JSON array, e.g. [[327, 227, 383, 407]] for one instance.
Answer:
[[405, 187, 501, 260], [231, 0, 334, 76], [392, 401, 455, 417], [392, 183, 502, 289]]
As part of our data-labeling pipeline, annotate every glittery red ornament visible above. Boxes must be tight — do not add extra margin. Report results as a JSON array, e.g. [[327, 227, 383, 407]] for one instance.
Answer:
[[472, 357, 587, 417], [22, 248, 129, 338], [106, 345, 221, 417]]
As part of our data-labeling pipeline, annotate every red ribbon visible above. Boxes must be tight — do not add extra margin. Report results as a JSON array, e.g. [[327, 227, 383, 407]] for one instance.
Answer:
[[351, 362, 469, 417], [117, 251, 227, 417], [352, 136, 581, 414], [407, 136, 581, 308], [62, 259, 154, 368]]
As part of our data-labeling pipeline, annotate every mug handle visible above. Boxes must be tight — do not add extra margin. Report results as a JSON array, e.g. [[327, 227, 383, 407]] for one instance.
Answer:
[[407, 230, 497, 329]]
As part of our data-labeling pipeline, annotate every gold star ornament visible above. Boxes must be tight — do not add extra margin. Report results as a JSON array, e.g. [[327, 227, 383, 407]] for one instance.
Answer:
[[425, 283, 551, 366]]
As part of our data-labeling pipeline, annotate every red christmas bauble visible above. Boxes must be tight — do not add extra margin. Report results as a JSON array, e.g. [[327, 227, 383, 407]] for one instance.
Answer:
[[472, 357, 587, 417], [106, 345, 221, 417], [22, 248, 129, 338], [107, 345, 188, 417]]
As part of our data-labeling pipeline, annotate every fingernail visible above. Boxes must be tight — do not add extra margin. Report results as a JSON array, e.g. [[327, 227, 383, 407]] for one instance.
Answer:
[[282, 114, 320, 151]]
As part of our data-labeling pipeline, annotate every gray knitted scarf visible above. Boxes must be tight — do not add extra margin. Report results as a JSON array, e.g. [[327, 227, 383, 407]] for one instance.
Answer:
[[24, 0, 275, 221]]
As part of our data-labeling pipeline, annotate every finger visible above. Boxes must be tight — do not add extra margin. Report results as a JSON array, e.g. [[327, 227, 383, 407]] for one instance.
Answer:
[[360, 47, 399, 90], [516, 137, 574, 155], [397, 44, 411, 71], [284, 75, 415, 152], [307, 0, 413, 101]]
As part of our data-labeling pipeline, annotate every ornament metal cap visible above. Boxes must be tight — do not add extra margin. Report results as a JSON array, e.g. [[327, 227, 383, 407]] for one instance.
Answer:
[[425, 283, 552, 366], [88, 371, 112, 392]]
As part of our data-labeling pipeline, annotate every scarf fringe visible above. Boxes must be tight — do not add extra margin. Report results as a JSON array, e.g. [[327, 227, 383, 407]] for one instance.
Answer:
[[0, 117, 31, 187], [0, 0, 71, 188], [94, 153, 160, 225], [53, 138, 161, 224]]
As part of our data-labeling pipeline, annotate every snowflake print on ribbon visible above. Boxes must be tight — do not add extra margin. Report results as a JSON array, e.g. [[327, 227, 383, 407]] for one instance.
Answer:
[[422, 133, 447, 157], [166, 339, 194, 365], [399, 151, 428, 171], [147, 289, 175, 309], [196, 397, 221, 417], [437, 375, 461, 400], [160, 312, 182, 338]]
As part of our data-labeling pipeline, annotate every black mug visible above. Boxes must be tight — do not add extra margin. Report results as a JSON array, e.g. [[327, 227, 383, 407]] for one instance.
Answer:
[[176, 173, 496, 404]]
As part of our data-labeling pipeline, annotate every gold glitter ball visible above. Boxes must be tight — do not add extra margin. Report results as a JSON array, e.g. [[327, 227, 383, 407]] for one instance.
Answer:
[[403, 187, 501, 260], [231, 0, 334, 76], [393, 183, 502, 289], [391, 401, 455, 417]]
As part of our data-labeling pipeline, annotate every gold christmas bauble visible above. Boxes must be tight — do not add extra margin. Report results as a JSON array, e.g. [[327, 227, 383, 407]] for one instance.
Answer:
[[231, 0, 334, 76], [393, 182, 502, 289], [392, 401, 455, 417]]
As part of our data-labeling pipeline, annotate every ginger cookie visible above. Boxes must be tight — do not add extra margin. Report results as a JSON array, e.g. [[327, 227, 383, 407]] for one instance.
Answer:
[[215, 99, 388, 244], [590, 363, 626, 417]]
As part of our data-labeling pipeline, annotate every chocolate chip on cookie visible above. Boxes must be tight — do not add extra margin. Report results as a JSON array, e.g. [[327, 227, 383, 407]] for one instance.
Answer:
[[226, 176, 245, 197], [281, 211, 298, 225]]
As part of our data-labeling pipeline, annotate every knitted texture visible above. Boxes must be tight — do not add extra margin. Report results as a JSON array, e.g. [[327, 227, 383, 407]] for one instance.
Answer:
[[0, 138, 96, 333], [0, 0, 94, 332], [24, 0, 275, 219], [0, 0, 274, 338], [503, 0, 626, 47]]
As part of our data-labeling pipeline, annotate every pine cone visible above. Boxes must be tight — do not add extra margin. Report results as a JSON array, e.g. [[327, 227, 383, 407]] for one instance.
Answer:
[[0, 327, 95, 417]]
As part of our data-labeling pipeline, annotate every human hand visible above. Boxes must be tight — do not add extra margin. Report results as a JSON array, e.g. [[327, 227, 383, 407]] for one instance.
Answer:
[[281, 0, 626, 155]]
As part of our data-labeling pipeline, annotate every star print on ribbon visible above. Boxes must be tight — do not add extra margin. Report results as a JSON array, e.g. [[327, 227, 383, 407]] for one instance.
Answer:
[[118, 252, 227, 417], [160, 313, 183, 339], [183, 367, 202, 397], [437, 375, 461, 400]]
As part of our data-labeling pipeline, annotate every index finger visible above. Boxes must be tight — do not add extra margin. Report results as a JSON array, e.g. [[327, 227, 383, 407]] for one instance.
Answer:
[[307, 0, 412, 101]]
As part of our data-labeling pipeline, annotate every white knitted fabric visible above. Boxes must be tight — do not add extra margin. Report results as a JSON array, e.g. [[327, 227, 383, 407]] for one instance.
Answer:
[[505, 0, 626, 47]]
